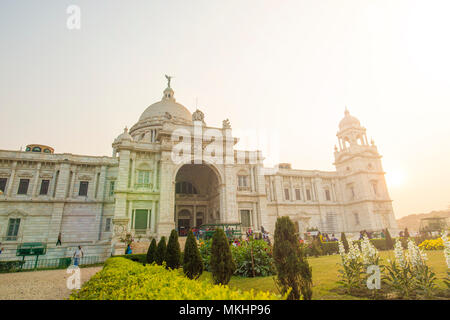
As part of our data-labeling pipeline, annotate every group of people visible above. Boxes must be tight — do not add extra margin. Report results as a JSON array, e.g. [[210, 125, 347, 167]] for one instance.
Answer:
[[314, 232, 338, 242]]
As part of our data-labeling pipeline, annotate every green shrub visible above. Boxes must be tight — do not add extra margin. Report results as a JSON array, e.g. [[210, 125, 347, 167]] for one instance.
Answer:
[[155, 236, 167, 265], [115, 254, 147, 264], [231, 239, 275, 277], [210, 228, 235, 285], [70, 257, 280, 300], [273, 216, 313, 300], [166, 230, 181, 269], [146, 239, 157, 264], [0, 260, 25, 273], [385, 229, 394, 250], [183, 230, 203, 279], [341, 232, 349, 252], [198, 239, 212, 271]]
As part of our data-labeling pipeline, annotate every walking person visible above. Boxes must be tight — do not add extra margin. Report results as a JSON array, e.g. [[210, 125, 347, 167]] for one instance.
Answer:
[[73, 246, 84, 267], [56, 232, 62, 246]]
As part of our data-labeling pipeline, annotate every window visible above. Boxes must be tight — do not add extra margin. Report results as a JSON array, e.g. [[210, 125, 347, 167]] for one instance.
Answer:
[[325, 189, 331, 201], [351, 187, 355, 199], [238, 175, 249, 187], [175, 181, 197, 194], [39, 180, 50, 195], [7, 218, 20, 241], [79, 181, 88, 196], [372, 181, 378, 195], [32, 147, 41, 152], [0, 178, 7, 193], [17, 179, 29, 195], [43, 149, 51, 153], [105, 218, 112, 232], [134, 209, 148, 230], [240, 210, 251, 228], [295, 189, 301, 200], [284, 188, 290, 200], [25, 147, 31, 152], [306, 189, 311, 201], [354, 213, 360, 225], [137, 171, 150, 186], [109, 181, 115, 196]]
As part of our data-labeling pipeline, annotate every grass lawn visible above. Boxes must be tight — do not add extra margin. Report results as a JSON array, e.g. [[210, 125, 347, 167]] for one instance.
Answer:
[[198, 250, 449, 300]]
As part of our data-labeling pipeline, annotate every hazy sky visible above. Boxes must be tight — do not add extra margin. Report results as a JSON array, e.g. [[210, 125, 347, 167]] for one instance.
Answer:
[[1, 0, 449, 218]]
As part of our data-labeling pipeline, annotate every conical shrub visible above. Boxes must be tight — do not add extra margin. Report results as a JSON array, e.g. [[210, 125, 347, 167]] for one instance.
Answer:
[[385, 228, 394, 250], [155, 236, 167, 265], [210, 228, 235, 285], [340, 232, 349, 253], [183, 230, 204, 279], [146, 238, 157, 264], [273, 216, 313, 300], [166, 230, 181, 269]]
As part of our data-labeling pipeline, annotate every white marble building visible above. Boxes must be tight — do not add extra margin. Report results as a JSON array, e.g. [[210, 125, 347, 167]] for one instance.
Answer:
[[0, 78, 398, 260]]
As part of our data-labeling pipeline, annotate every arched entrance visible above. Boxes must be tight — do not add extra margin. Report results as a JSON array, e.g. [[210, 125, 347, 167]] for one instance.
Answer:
[[174, 163, 221, 236]]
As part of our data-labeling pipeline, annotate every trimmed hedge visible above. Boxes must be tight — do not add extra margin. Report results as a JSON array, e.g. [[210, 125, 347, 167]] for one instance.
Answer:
[[70, 257, 280, 300], [115, 254, 147, 264], [0, 260, 25, 273]]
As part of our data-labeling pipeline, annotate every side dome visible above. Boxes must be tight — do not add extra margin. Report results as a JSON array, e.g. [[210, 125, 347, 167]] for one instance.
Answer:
[[339, 108, 361, 130], [138, 87, 192, 122]]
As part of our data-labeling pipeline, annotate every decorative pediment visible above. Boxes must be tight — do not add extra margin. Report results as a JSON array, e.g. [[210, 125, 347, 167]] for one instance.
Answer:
[[17, 171, 33, 178], [40, 173, 53, 179], [6, 209, 28, 217], [78, 174, 92, 181], [0, 170, 10, 177]]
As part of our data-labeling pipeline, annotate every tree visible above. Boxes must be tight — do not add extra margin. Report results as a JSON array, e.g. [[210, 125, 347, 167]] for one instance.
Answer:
[[210, 228, 235, 285], [155, 236, 167, 265], [273, 216, 313, 300], [183, 230, 204, 279], [340, 232, 349, 253], [166, 230, 181, 269], [385, 228, 394, 250], [146, 238, 157, 264]]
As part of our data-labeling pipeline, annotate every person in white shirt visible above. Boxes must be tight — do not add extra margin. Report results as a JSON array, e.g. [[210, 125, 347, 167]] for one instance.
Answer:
[[73, 246, 84, 267]]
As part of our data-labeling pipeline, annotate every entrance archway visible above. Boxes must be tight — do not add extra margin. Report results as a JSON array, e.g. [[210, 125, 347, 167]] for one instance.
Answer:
[[174, 163, 221, 236]]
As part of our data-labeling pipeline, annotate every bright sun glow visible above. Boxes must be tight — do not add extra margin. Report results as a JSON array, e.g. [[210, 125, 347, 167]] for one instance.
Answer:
[[386, 170, 406, 188]]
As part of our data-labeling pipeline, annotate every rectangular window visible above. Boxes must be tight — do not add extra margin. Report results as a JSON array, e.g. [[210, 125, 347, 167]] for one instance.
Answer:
[[295, 189, 301, 200], [240, 210, 251, 228], [79, 181, 89, 196], [372, 182, 378, 195], [134, 209, 148, 230], [7, 218, 21, 241], [39, 180, 50, 195], [325, 189, 331, 201], [17, 179, 30, 195], [284, 188, 290, 200], [0, 178, 7, 193], [137, 171, 150, 186], [351, 187, 355, 199], [354, 213, 360, 225], [306, 189, 311, 201], [238, 176, 248, 187], [105, 218, 112, 232], [109, 181, 115, 196]]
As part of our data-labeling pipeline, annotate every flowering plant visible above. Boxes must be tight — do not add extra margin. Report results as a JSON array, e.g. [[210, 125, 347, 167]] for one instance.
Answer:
[[441, 231, 450, 288]]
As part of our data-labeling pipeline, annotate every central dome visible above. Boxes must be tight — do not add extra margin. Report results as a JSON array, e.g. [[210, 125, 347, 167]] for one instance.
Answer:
[[139, 87, 192, 122]]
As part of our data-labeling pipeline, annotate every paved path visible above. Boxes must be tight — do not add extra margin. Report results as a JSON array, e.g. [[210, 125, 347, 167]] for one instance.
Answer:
[[0, 266, 102, 300]]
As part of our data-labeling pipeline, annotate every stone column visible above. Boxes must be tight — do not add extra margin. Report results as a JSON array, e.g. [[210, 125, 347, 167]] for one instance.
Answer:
[[6, 161, 17, 197], [157, 154, 176, 238], [151, 201, 156, 233], [31, 162, 42, 197]]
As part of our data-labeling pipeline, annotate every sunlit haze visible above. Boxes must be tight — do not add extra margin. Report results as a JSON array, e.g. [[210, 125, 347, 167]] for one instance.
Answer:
[[1, 0, 450, 219]]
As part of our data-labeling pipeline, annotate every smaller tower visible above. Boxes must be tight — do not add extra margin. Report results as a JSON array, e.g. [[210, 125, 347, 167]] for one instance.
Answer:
[[334, 108, 398, 233]]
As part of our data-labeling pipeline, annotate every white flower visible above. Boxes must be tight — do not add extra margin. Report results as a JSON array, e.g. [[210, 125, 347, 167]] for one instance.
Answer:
[[394, 239, 406, 268], [406, 239, 426, 269], [441, 231, 450, 269]]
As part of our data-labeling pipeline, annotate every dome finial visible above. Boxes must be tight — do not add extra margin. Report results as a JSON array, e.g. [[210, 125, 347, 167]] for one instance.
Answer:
[[344, 106, 349, 116], [165, 74, 173, 88]]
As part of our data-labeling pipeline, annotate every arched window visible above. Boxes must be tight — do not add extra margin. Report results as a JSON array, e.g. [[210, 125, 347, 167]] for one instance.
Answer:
[[32, 147, 41, 152], [43, 149, 51, 153], [175, 181, 197, 194]]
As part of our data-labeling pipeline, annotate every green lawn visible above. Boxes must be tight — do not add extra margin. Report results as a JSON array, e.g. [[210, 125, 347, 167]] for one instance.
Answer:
[[198, 250, 449, 300]]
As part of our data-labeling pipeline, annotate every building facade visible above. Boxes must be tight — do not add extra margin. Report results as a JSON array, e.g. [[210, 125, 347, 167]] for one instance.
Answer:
[[0, 80, 398, 260]]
